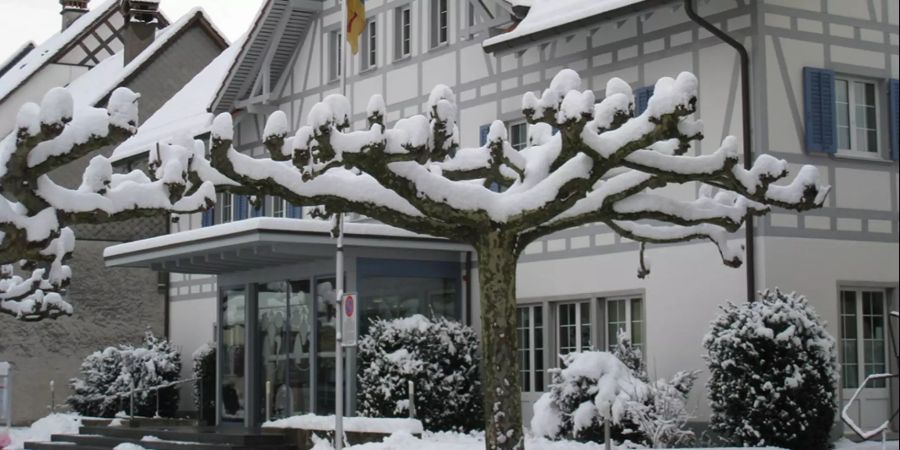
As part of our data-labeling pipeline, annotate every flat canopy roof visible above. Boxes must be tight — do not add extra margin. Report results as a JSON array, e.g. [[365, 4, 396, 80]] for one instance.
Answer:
[[104, 218, 471, 274]]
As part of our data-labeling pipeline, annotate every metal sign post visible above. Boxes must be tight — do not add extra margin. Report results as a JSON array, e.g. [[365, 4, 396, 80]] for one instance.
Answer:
[[341, 293, 358, 347]]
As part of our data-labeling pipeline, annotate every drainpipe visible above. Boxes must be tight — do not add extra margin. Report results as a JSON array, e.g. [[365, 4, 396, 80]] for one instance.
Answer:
[[684, 0, 757, 302]]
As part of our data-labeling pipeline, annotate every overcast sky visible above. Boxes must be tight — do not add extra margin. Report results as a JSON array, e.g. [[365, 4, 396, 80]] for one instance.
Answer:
[[0, 0, 265, 62]]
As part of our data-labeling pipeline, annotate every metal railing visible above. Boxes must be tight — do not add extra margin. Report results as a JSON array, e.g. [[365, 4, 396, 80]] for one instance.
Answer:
[[46, 376, 204, 424]]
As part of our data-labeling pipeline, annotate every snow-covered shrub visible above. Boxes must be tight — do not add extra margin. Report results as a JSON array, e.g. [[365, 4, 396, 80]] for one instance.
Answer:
[[628, 370, 699, 448], [192, 343, 215, 424], [612, 329, 647, 382], [703, 289, 837, 450], [357, 315, 482, 432], [531, 351, 649, 443], [68, 331, 182, 418]]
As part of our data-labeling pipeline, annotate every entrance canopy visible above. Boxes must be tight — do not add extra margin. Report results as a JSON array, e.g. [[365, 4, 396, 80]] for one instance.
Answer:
[[103, 218, 471, 274]]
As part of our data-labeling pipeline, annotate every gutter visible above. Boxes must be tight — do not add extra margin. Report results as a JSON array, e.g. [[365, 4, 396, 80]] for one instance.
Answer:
[[684, 0, 756, 302]]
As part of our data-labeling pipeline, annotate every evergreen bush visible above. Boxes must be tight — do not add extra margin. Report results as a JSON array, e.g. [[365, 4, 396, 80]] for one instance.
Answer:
[[68, 331, 182, 418], [357, 315, 483, 432], [703, 289, 837, 450]]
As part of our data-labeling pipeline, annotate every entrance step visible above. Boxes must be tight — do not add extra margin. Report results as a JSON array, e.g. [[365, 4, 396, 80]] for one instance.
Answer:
[[24, 426, 294, 450]]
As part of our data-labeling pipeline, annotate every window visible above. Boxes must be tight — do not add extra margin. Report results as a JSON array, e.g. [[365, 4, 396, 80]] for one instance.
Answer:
[[394, 5, 411, 59], [835, 77, 878, 153], [430, 0, 448, 48], [362, 19, 377, 70], [803, 68, 899, 160], [557, 301, 591, 355], [220, 192, 233, 223], [605, 297, 643, 351], [272, 197, 286, 218], [517, 305, 544, 392], [329, 30, 342, 80], [509, 122, 528, 151], [841, 289, 888, 389]]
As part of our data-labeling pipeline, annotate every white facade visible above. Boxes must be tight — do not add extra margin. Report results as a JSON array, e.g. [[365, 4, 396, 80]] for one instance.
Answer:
[[163, 0, 899, 432]]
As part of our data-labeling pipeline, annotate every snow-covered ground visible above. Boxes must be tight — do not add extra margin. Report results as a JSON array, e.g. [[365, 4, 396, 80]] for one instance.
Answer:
[[1, 414, 897, 450]]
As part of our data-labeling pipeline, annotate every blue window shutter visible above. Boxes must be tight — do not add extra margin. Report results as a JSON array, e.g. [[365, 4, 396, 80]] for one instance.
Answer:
[[250, 196, 265, 218], [479, 124, 491, 146], [889, 78, 899, 161], [201, 207, 215, 227], [803, 67, 837, 154], [235, 195, 248, 220], [634, 86, 654, 115], [287, 203, 303, 219]]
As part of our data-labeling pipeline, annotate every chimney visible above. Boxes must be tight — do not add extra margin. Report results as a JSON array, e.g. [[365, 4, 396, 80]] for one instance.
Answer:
[[121, 0, 162, 65], [60, 0, 90, 31]]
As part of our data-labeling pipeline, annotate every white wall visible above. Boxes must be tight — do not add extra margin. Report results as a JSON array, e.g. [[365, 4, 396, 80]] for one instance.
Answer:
[[0, 63, 88, 136]]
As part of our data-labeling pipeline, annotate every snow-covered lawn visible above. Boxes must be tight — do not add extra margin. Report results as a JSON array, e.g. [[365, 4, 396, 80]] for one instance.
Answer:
[[1, 414, 897, 450], [2, 413, 82, 450]]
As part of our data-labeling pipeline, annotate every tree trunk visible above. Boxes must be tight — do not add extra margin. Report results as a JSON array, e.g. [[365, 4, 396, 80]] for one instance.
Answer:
[[476, 232, 523, 450]]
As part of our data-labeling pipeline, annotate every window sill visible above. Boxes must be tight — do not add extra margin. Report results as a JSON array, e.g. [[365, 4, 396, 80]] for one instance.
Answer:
[[833, 150, 893, 163], [393, 54, 411, 63], [360, 65, 378, 74], [429, 42, 449, 51]]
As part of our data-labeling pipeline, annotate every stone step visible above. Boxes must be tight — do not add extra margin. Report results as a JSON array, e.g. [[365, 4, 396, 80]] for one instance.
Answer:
[[24, 442, 109, 450], [78, 426, 288, 447], [51, 434, 292, 450]]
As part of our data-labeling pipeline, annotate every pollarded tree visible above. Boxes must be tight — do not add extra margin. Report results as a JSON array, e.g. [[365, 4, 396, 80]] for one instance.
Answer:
[[195, 69, 828, 449], [0, 87, 215, 321]]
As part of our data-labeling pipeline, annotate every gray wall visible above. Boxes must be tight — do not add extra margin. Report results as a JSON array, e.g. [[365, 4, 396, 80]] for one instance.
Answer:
[[0, 241, 165, 425]]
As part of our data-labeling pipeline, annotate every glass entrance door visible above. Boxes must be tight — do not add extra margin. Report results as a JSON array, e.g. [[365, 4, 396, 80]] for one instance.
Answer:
[[314, 277, 337, 414], [220, 287, 247, 422], [840, 289, 891, 430], [257, 280, 313, 419]]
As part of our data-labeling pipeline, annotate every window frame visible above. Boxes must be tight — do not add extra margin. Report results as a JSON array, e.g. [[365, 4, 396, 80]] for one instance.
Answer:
[[329, 29, 342, 81], [556, 300, 592, 356], [508, 121, 528, 151], [430, 0, 449, 49], [834, 75, 881, 156], [394, 5, 412, 60], [220, 192, 234, 224], [839, 287, 890, 390], [604, 296, 644, 352], [361, 18, 377, 71], [516, 304, 545, 393], [271, 197, 286, 218]]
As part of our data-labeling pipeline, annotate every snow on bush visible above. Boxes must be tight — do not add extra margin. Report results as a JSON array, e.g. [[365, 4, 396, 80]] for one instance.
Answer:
[[357, 314, 483, 432], [531, 351, 649, 443], [533, 335, 698, 447], [703, 289, 837, 450], [67, 331, 182, 418], [192, 342, 215, 424]]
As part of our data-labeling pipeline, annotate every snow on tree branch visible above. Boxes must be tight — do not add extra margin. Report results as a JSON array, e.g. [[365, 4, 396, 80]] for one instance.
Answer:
[[191, 67, 830, 450], [1, 87, 215, 321]]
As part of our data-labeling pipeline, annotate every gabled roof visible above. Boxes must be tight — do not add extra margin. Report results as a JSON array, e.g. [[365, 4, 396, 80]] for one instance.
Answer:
[[110, 36, 244, 163], [65, 8, 227, 108], [0, 8, 227, 145], [483, 0, 666, 53], [0, 0, 172, 104], [0, 42, 35, 79], [212, 0, 322, 114]]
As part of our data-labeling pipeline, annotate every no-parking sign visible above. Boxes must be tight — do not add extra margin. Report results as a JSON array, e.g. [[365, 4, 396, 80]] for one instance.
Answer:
[[341, 292, 358, 347]]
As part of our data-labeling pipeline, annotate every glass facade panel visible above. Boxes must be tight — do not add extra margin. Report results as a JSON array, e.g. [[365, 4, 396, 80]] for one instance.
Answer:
[[315, 277, 337, 414], [358, 264, 459, 337], [221, 287, 246, 421]]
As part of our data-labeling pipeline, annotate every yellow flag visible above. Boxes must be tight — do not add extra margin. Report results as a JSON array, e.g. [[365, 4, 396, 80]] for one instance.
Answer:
[[346, 0, 366, 55]]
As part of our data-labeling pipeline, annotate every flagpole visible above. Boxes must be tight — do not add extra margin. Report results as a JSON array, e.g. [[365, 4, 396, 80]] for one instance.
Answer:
[[335, 0, 348, 449]]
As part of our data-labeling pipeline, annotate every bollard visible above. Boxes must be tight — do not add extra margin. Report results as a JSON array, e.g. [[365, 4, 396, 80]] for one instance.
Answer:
[[604, 418, 611, 450], [155, 388, 160, 419], [198, 375, 204, 425], [49, 380, 55, 414], [407, 381, 415, 419], [130, 379, 135, 426]]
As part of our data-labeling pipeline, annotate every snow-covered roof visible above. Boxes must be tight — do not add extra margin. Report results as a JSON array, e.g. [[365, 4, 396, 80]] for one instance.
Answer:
[[0, 0, 121, 104], [103, 217, 470, 274], [67, 8, 222, 107], [483, 0, 659, 52], [110, 36, 245, 163], [0, 41, 36, 79]]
